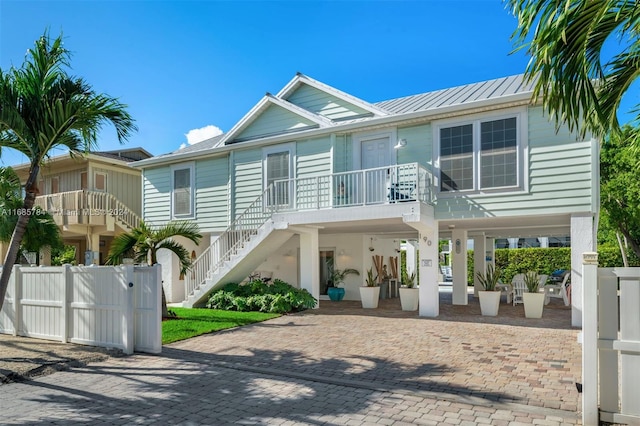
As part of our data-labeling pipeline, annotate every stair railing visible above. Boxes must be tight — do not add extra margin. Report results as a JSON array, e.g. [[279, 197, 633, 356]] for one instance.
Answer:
[[185, 185, 275, 299]]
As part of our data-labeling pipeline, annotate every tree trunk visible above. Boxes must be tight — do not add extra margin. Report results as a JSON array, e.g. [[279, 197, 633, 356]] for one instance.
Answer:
[[150, 248, 170, 318], [616, 232, 629, 267], [0, 165, 39, 312]]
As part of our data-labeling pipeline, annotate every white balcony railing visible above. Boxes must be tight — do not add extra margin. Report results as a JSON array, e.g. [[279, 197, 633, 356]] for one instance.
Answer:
[[269, 163, 434, 212]]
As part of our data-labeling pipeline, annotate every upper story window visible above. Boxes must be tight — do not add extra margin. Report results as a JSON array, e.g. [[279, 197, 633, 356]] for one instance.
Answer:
[[171, 163, 195, 218], [437, 112, 523, 193], [263, 143, 295, 207]]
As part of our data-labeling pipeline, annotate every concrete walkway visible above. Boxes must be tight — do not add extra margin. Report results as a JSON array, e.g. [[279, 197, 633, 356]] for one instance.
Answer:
[[1, 291, 582, 425]]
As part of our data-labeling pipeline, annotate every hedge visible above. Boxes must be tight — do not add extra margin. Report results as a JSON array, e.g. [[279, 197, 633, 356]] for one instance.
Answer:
[[465, 246, 638, 284]]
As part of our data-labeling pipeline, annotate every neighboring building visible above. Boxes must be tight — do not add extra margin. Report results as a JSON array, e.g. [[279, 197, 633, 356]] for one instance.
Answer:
[[8, 148, 151, 265], [133, 73, 597, 326]]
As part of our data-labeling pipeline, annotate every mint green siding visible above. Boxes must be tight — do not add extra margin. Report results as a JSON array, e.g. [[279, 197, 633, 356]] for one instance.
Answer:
[[143, 166, 171, 225], [195, 157, 230, 232], [434, 107, 595, 219], [398, 124, 432, 168], [287, 85, 370, 120], [232, 149, 263, 218], [234, 105, 317, 141], [297, 136, 332, 177]]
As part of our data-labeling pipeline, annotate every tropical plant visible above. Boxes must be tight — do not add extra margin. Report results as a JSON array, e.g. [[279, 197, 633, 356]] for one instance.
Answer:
[[51, 245, 77, 266], [327, 258, 359, 287], [206, 279, 317, 313], [523, 271, 540, 293], [364, 267, 378, 287], [509, 0, 640, 142], [0, 166, 62, 260], [106, 221, 201, 317], [600, 125, 640, 260], [476, 264, 501, 291], [401, 269, 417, 288], [0, 31, 136, 311]]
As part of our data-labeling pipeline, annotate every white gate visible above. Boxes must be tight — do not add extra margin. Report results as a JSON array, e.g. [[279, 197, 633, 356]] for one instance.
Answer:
[[582, 253, 640, 425], [0, 264, 162, 354]]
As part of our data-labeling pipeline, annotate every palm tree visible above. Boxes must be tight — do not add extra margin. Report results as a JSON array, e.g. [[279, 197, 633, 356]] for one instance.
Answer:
[[106, 221, 202, 317], [508, 0, 640, 141], [0, 31, 136, 311], [0, 167, 63, 261]]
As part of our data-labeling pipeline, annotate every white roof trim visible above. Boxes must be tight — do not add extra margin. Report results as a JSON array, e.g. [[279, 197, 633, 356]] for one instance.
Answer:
[[277, 72, 390, 117], [134, 91, 534, 169], [219, 93, 331, 145]]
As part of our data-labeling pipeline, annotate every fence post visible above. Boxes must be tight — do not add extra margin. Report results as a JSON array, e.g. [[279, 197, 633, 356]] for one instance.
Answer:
[[12, 265, 21, 337], [152, 264, 162, 353], [582, 252, 598, 425], [122, 265, 135, 355], [60, 264, 72, 343]]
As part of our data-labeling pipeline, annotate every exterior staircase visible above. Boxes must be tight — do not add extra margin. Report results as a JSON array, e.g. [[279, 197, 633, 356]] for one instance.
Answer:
[[183, 187, 292, 307]]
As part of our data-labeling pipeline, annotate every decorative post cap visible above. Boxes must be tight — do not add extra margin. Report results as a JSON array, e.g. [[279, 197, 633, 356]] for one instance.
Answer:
[[582, 252, 599, 265]]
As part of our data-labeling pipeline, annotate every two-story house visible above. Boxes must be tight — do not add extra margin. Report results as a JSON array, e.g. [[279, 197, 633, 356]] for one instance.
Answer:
[[9, 148, 151, 265], [133, 74, 597, 327]]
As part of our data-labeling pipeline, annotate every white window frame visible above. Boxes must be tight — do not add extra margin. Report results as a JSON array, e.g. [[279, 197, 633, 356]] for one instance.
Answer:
[[434, 108, 527, 196], [262, 143, 296, 206], [170, 162, 195, 219]]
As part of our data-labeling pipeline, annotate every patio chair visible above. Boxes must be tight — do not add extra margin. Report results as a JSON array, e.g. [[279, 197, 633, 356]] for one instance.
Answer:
[[511, 274, 526, 306], [544, 272, 570, 305]]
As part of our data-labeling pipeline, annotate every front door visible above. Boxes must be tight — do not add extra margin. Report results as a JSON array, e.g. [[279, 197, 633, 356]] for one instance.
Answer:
[[319, 249, 335, 295], [361, 137, 391, 203]]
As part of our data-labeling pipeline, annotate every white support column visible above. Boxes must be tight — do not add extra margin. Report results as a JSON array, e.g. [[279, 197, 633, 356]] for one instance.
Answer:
[[406, 241, 417, 277], [299, 228, 320, 308], [571, 213, 596, 327], [419, 228, 439, 317], [473, 234, 486, 297], [451, 229, 468, 305]]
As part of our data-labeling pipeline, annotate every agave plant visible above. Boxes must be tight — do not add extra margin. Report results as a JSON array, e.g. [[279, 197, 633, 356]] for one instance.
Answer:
[[365, 268, 378, 287], [476, 264, 501, 291], [401, 270, 417, 288], [523, 271, 540, 293]]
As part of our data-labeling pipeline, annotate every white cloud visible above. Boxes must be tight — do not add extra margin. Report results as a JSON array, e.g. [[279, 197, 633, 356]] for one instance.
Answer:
[[184, 125, 223, 145]]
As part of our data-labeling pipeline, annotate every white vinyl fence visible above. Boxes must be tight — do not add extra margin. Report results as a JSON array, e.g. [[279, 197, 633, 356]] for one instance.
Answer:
[[582, 253, 640, 425], [0, 264, 162, 354]]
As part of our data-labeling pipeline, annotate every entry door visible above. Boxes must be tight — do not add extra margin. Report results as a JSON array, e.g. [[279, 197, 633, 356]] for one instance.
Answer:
[[319, 249, 335, 295], [361, 137, 391, 204]]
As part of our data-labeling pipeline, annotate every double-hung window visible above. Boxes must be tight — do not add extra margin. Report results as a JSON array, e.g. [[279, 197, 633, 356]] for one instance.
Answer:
[[438, 113, 521, 193], [172, 163, 194, 218]]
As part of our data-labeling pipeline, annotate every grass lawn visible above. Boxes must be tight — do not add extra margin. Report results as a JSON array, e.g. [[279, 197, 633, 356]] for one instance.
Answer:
[[163, 307, 280, 344]]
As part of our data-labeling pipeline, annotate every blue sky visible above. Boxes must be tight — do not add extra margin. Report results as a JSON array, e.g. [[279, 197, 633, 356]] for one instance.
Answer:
[[0, 1, 635, 166]]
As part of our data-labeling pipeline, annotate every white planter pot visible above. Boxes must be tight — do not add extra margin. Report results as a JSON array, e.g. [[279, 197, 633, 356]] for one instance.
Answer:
[[523, 292, 545, 318], [478, 291, 500, 316], [359, 286, 380, 308], [399, 287, 419, 311]]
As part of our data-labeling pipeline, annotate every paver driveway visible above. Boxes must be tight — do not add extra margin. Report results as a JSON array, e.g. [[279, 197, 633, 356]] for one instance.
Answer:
[[2, 292, 582, 425]]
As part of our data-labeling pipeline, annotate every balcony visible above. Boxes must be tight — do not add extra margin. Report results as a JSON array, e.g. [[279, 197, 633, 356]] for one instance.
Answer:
[[33, 190, 140, 231], [268, 163, 434, 213]]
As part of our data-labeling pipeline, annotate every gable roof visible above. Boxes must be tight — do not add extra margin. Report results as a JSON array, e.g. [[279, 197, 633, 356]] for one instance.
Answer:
[[133, 73, 535, 168]]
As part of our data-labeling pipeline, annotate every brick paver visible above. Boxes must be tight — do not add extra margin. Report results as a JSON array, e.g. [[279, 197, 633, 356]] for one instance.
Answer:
[[1, 289, 582, 425]]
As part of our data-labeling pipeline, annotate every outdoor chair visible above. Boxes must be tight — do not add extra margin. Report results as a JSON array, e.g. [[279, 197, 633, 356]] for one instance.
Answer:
[[544, 272, 570, 305], [511, 274, 526, 306]]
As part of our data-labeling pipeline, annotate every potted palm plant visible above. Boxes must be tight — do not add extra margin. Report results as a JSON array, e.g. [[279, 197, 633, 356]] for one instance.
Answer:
[[476, 264, 501, 316], [327, 260, 359, 301], [359, 267, 380, 308], [523, 271, 545, 318], [399, 270, 418, 311]]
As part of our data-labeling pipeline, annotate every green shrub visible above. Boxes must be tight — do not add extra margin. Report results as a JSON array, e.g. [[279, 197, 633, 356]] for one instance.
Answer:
[[206, 279, 316, 313]]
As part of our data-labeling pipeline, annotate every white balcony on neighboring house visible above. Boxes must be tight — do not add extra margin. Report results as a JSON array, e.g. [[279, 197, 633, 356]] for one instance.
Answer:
[[32, 190, 140, 233]]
